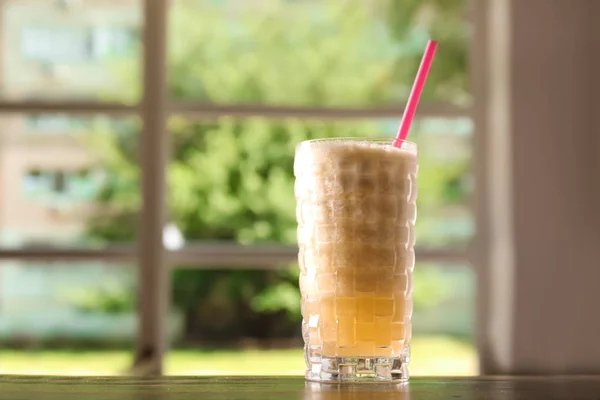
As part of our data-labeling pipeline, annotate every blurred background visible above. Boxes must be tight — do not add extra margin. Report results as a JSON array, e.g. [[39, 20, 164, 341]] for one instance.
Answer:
[[0, 0, 476, 375]]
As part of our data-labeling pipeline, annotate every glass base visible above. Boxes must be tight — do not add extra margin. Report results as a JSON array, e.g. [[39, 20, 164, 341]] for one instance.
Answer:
[[305, 354, 409, 383]]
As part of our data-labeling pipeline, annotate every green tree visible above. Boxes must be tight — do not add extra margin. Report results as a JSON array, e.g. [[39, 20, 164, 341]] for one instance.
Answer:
[[86, 0, 469, 340]]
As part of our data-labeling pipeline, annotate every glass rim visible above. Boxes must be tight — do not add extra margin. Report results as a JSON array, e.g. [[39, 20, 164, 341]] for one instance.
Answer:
[[297, 137, 417, 151]]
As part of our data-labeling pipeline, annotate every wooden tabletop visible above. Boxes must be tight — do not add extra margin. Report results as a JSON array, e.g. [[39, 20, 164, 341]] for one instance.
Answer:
[[1, 375, 600, 400]]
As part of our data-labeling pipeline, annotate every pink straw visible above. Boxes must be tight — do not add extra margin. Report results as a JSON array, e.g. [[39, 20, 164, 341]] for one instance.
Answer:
[[392, 40, 438, 148]]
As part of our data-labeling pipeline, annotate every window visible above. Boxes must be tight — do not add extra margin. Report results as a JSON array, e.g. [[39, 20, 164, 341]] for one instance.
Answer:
[[3, 0, 141, 101], [22, 168, 105, 200], [0, 0, 475, 376], [0, 114, 139, 249], [22, 26, 90, 63], [24, 115, 89, 133], [21, 26, 136, 63]]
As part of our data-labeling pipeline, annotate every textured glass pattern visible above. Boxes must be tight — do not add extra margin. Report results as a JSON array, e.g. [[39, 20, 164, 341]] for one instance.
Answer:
[[295, 139, 417, 383]]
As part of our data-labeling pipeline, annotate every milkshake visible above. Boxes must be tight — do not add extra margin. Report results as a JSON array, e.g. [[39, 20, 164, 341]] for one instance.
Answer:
[[295, 138, 417, 383]]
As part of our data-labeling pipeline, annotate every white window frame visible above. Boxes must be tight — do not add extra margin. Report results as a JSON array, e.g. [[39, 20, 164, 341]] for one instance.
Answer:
[[0, 0, 475, 375]]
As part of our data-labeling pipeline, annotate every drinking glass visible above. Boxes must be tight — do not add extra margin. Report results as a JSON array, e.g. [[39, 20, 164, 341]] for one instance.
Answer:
[[295, 138, 417, 383]]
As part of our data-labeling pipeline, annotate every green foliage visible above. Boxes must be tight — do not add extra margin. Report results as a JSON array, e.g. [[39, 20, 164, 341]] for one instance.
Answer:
[[86, 0, 469, 339], [82, 118, 140, 242], [167, 118, 384, 246], [169, 0, 468, 106], [68, 284, 135, 315], [412, 267, 450, 311], [251, 282, 301, 318], [384, 0, 470, 106]]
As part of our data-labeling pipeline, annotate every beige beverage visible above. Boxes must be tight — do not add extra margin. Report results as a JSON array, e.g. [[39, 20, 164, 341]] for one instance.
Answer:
[[295, 138, 417, 383]]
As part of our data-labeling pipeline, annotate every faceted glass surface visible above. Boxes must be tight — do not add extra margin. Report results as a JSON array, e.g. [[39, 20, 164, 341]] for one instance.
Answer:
[[295, 138, 417, 382]]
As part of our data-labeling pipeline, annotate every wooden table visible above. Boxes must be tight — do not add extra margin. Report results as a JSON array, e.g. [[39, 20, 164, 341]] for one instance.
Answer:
[[1, 376, 600, 399]]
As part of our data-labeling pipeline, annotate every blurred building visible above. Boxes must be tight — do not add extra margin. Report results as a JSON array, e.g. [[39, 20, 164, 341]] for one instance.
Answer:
[[2, 0, 137, 100], [0, 0, 137, 246], [0, 0, 140, 340]]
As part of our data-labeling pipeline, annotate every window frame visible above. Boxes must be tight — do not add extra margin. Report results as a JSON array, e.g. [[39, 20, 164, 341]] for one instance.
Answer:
[[0, 0, 475, 375]]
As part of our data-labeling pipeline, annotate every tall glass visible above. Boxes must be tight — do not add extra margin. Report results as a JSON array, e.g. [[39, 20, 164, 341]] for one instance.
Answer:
[[295, 138, 417, 383]]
